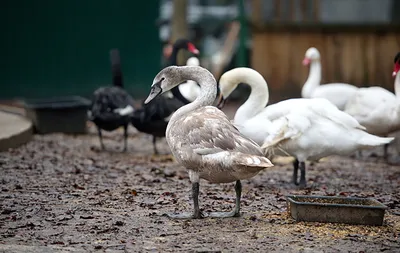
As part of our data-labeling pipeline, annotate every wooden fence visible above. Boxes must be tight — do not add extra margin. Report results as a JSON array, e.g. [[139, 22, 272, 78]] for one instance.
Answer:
[[250, 0, 400, 103]]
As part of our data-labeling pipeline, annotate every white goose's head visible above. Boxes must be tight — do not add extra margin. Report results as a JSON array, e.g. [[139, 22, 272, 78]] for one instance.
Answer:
[[303, 47, 321, 66], [216, 69, 243, 109], [393, 52, 400, 77], [217, 67, 266, 109]]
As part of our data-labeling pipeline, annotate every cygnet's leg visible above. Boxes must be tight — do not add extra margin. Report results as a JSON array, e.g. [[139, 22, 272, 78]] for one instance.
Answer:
[[152, 136, 159, 155], [165, 171, 205, 219], [97, 127, 105, 150], [208, 180, 242, 218], [298, 161, 307, 188], [165, 182, 205, 219], [292, 159, 299, 185], [123, 124, 128, 152]]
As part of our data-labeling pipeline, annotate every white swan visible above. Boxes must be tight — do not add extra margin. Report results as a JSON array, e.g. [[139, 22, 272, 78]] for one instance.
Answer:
[[302, 47, 358, 110], [344, 52, 400, 158], [178, 57, 201, 102], [217, 67, 394, 188], [144, 65, 273, 219]]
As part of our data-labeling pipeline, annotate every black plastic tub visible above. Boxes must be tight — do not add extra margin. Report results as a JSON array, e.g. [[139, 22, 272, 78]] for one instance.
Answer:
[[286, 195, 387, 226], [23, 96, 91, 134]]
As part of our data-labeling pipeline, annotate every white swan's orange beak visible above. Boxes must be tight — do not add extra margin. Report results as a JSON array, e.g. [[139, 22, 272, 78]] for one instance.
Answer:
[[302, 57, 311, 66]]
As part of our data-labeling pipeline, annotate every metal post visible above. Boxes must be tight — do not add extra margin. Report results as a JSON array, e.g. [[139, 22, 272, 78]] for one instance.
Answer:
[[237, 0, 248, 67]]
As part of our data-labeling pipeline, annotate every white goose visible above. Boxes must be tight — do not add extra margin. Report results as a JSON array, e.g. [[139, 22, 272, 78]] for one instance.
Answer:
[[302, 47, 358, 110], [144, 65, 274, 219], [344, 52, 400, 158], [217, 67, 394, 188], [178, 57, 201, 102]]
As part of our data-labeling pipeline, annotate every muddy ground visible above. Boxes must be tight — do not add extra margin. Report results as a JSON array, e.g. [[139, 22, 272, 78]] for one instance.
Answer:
[[1, 107, 400, 252]]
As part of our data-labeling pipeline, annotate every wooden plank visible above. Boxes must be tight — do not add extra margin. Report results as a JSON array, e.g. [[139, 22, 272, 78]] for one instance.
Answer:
[[274, 0, 281, 22], [212, 21, 241, 80], [312, 0, 320, 21], [364, 33, 376, 86], [289, 0, 296, 22], [251, 0, 263, 27], [251, 23, 400, 33], [251, 30, 400, 102], [300, 0, 308, 22]]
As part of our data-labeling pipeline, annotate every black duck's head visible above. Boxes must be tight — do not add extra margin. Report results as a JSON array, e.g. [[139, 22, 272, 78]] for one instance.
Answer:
[[173, 38, 199, 55]]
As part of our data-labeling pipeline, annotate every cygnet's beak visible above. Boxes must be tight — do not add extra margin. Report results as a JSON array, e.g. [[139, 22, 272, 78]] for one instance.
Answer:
[[144, 80, 163, 104], [216, 93, 226, 109]]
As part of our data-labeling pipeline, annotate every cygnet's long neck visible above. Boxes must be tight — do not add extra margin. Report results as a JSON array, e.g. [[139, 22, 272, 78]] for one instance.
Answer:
[[302, 60, 321, 98], [395, 72, 400, 98], [233, 69, 270, 124], [170, 66, 217, 121]]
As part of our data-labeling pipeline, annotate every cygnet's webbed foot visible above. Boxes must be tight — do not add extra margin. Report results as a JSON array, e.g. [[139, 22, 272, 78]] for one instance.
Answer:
[[209, 180, 242, 218], [163, 211, 207, 219], [208, 210, 240, 218]]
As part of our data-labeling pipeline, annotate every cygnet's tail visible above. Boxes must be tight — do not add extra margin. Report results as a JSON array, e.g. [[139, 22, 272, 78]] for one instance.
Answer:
[[233, 153, 274, 169], [358, 134, 394, 148]]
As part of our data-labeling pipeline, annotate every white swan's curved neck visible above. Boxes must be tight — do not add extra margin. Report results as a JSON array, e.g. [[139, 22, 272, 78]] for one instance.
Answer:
[[302, 60, 321, 98], [395, 73, 400, 98], [233, 71, 270, 124], [169, 67, 217, 121]]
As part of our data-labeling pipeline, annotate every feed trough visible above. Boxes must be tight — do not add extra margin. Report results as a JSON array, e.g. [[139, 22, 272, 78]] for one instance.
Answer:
[[286, 195, 387, 226], [24, 96, 91, 134]]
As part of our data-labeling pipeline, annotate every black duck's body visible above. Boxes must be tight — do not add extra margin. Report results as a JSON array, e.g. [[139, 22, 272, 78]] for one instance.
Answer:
[[89, 49, 134, 151]]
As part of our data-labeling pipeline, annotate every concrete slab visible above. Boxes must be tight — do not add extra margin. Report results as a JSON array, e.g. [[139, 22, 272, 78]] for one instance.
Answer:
[[0, 110, 33, 151]]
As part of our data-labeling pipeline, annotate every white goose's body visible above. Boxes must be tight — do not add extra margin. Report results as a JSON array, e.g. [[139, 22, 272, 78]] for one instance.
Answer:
[[302, 47, 358, 110], [218, 67, 394, 187], [144, 65, 273, 219], [344, 75, 400, 136], [262, 98, 392, 161]]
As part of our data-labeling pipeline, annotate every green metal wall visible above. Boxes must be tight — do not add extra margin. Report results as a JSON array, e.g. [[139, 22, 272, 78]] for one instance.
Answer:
[[0, 0, 161, 100]]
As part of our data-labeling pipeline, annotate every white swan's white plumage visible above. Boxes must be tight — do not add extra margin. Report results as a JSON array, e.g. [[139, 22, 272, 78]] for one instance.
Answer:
[[343, 53, 400, 159], [344, 53, 400, 136], [218, 67, 394, 187], [302, 47, 358, 110], [178, 57, 201, 102]]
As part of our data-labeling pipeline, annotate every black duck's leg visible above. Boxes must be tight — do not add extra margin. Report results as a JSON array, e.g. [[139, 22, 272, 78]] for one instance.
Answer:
[[292, 159, 299, 185], [208, 180, 242, 218], [165, 182, 204, 219], [123, 124, 128, 152], [298, 161, 307, 188], [152, 136, 159, 155], [97, 127, 105, 150]]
